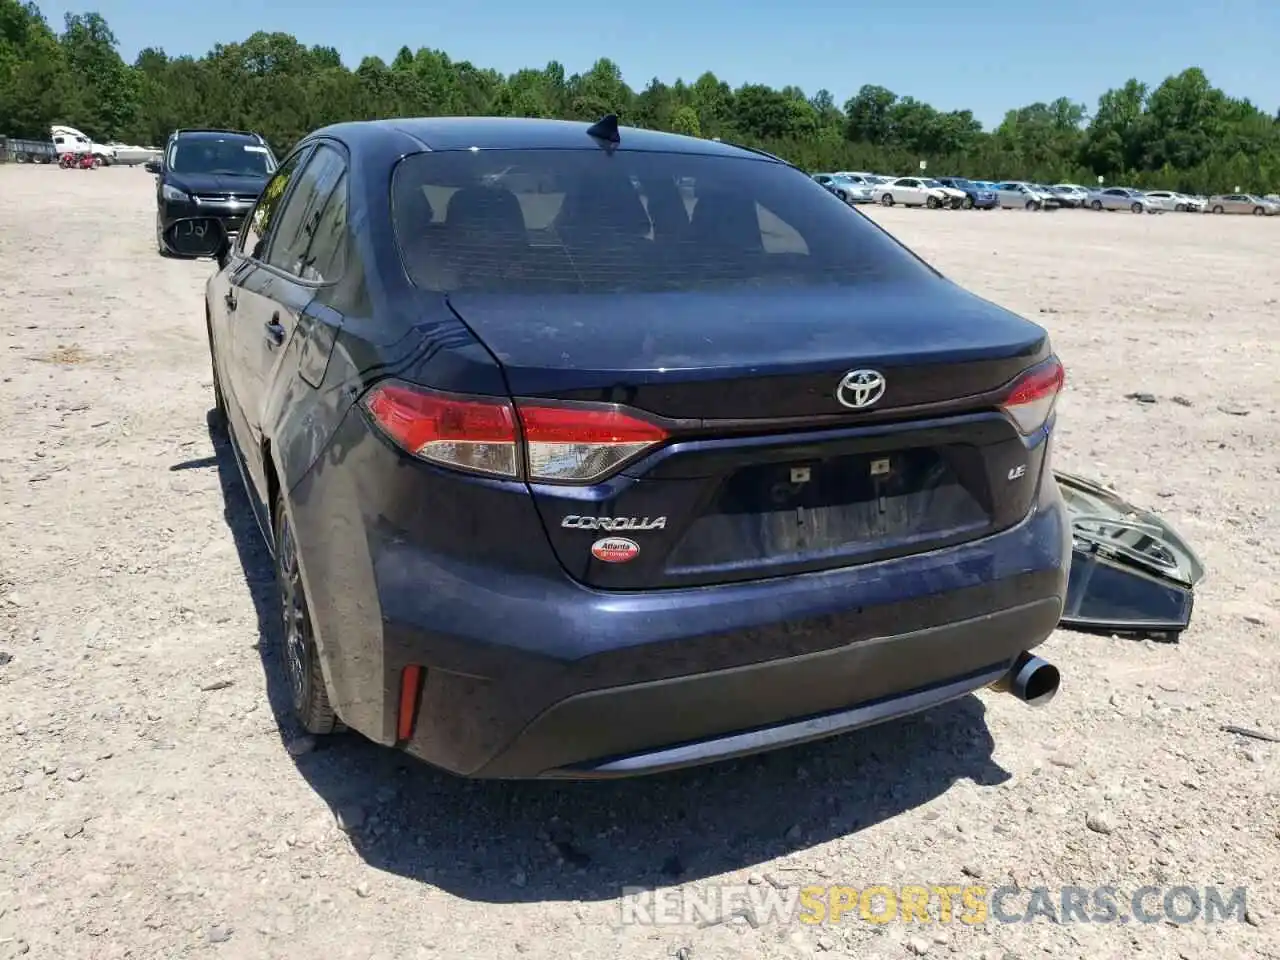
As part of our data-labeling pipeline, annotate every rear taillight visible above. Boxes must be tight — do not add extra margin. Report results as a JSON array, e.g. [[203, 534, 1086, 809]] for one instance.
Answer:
[[361, 381, 669, 483], [362, 382, 520, 477], [517, 403, 669, 483], [999, 356, 1065, 434]]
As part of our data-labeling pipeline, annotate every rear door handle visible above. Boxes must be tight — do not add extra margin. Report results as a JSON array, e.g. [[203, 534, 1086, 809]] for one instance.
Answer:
[[224, 290, 237, 311], [265, 314, 285, 347]]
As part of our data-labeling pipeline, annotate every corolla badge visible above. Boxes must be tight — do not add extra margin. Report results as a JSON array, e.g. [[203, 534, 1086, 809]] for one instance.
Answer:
[[562, 515, 666, 531], [591, 537, 640, 563], [836, 369, 887, 410]]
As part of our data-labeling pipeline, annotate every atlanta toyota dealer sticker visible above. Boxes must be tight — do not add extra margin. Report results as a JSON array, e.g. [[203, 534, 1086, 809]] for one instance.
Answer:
[[591, 537, 640, 563]]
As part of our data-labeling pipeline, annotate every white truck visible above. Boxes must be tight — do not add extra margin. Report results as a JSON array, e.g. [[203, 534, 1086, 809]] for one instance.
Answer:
[[50, 125, 117, 166]]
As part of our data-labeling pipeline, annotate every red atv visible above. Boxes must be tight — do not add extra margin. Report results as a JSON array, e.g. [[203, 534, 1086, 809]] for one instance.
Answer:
[[58, 151, 98, 169]]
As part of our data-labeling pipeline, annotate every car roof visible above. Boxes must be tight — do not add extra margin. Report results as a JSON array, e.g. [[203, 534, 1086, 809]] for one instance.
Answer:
[[170, 129, 264, 143], [306, 117, 771, 161]]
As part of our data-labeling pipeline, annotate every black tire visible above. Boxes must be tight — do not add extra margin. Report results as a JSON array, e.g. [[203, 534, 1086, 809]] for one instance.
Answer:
[[927, 196, 941, 209], [881, 194, 894, 207], [1253, 207, 1265, 216], [962, 196, 974, 209], [1212, 205, 1224, 214], [275, 488, 340, 736], [1176, 204, 1187, 212], [1130, 202, 1142, 213], [1091, 200, 1103, 211], [1024, 200, 1037, 211]]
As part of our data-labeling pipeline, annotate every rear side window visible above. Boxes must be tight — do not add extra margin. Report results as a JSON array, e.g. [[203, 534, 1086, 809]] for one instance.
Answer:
[[267, 144, 346, 276], [390, 149, 933, 294], [298, 172, 349, 283], [240, 148, 310, 259]]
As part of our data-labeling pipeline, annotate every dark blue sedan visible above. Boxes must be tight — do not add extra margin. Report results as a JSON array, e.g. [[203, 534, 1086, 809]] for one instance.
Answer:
[[204, 115, 1069, 779]]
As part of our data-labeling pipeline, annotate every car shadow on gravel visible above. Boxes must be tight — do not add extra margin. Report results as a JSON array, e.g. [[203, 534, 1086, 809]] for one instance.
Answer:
[[205, 414, 1012, 907]]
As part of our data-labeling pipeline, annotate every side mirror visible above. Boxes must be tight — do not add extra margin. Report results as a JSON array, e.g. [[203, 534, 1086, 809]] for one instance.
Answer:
[[215, 240, 232, 271], [144, 159, 160, 174]]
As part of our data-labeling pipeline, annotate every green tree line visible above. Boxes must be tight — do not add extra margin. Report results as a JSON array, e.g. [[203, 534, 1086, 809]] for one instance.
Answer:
[[3, 0, 1278, 193]]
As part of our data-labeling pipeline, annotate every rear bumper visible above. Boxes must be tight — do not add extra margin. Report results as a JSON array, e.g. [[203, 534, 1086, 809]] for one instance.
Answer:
[[480, 597, 1060, 778], [287, 414, 1072, 777]]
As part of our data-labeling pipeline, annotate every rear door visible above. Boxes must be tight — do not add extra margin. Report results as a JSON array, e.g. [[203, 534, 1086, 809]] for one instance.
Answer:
[[233, 143, 348, 457], [221, 145, 313, 495]]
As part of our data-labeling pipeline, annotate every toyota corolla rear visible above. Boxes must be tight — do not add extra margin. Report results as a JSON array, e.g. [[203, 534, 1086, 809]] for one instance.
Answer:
[[289, 136, 1072, 779]]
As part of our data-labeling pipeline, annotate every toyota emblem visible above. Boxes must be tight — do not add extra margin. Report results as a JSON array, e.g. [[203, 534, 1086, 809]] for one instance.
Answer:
[[836, 369, 887, 410]]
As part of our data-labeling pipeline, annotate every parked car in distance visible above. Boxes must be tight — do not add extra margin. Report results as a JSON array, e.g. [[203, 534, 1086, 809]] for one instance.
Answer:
[[873, 176, 951, 208], [1043, 186, 1083, 209], [918, 178, 967, 209], [1206, 193, 1277, 215], [150, 128, 276, 258], [935, 177, 999, 209], [1142, 190, 1203, 213], [203, 114, 1069, 780], [813, 173, 875, 205], [991, 181, 1056, 210], [1052, 184, 1090, 206], [1087, 186, 1157, 213], [1029, 185, 1065, 209]]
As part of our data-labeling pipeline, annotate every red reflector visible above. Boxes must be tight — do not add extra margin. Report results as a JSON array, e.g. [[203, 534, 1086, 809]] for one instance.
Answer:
[[397, 665, 423, 742], [516, 404, 669, 444]]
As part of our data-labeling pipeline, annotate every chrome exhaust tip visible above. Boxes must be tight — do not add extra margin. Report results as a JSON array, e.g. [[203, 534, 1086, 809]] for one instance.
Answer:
[[990, 652, 1060, 707]]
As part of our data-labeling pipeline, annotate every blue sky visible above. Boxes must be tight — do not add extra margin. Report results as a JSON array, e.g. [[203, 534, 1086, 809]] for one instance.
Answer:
[[39, 0, 1280, 130]]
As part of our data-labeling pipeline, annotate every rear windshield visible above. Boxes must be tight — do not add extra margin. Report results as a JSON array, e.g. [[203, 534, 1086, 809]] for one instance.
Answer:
[[390, 149, 933, 294]]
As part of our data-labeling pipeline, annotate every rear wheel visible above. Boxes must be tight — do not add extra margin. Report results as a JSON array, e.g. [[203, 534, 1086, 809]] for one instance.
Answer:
[[275, 488, 340, 736], [1212, 205, 1224, 214], [1090, 199, 1102, 211], [962, 196, 974, 209], [881, 194, 894, 207]]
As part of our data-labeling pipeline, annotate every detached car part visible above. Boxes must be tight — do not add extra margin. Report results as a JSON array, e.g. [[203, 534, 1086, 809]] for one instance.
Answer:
[[1057, 471, 1206, 635]]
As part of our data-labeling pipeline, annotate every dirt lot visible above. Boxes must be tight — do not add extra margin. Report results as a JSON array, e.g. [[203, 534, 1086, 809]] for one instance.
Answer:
[[1, 165, 1277, 960]]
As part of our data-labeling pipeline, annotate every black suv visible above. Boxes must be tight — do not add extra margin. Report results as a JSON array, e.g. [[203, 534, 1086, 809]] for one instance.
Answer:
[[147, 129, 276, 258]]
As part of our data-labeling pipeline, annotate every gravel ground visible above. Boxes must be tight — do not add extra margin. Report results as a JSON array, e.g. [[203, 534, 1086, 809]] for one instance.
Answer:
[[0, 166, 1277, 960]]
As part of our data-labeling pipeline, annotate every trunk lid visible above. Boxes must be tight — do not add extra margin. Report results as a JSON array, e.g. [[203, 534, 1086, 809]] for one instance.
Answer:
[[447, 283, 1054, 590], [448, 284, 1047, 419]]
